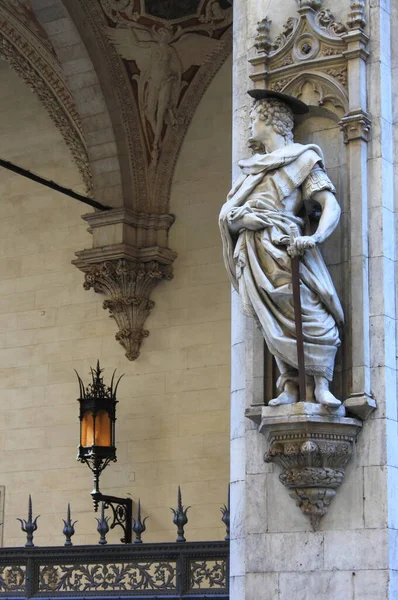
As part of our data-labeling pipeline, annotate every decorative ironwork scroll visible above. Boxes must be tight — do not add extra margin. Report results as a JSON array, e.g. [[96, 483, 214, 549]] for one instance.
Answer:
[[39, 562, 177, 593], [0, 565, 25, 593], [189, 560, 228, 590], [0, 541, 229, 598]]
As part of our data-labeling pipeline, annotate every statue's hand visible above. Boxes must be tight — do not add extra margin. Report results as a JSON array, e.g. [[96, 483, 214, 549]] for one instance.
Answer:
[[287, 235, 317, 257]]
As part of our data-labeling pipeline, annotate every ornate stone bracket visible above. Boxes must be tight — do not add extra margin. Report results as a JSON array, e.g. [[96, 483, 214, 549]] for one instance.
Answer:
[[248, 403, 362, 530], [73, 209, 176, 360]]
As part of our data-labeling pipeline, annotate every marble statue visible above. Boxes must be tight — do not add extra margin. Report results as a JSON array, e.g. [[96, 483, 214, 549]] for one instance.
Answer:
[[219, 90, 344, 408]]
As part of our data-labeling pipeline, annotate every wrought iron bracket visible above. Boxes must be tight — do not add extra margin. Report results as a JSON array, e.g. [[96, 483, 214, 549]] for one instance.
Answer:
[[91, 493, 133, 544]]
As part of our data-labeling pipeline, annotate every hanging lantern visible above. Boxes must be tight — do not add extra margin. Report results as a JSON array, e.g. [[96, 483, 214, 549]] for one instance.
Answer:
[[76, 361, 123, 500]]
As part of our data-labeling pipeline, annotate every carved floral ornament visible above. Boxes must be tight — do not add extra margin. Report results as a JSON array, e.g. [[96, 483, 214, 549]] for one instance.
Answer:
[[0, 2, 93, 195]]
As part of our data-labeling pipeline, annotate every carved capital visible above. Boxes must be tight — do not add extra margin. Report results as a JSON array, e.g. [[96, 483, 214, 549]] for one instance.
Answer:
[[257, 403, 362, 530], [81, 258, 173, 361], [340, 110, 371, 143]]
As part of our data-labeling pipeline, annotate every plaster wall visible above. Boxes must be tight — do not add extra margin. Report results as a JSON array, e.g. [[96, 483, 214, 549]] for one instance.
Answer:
[[0, 57, 232, 546], [231, 0, 398, 598]]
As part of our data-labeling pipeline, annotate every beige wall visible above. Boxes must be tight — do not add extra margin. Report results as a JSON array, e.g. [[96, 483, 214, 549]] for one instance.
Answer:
[[0, 56, 231, 546]]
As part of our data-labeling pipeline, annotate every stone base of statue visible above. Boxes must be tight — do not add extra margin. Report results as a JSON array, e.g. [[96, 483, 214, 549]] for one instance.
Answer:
[[247, 402, 362, 530]]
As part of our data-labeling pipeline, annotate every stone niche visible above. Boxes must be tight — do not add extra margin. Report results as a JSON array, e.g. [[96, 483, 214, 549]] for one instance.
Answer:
[[244, 0, 374, 530]]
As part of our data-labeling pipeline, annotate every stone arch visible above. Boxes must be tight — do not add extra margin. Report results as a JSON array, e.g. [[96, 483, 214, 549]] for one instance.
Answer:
[[29, 0, 128, 209]]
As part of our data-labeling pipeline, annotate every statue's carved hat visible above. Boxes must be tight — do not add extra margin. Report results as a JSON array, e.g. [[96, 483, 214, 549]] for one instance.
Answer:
[[248, 89, 309, 115]]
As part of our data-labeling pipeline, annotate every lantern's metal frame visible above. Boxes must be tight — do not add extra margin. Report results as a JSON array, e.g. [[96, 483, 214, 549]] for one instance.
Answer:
[[76, 362, 132, 544]]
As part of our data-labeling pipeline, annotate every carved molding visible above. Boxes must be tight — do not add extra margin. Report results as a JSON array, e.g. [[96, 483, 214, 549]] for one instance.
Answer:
[[73, 208, 176, 360], [0, 5, 93, 195], [255, 404, 362, 530]]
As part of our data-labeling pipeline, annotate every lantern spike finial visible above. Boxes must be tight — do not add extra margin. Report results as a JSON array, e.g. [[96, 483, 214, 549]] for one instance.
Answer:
[[171, 486, 190, 543], [96, 501, 110, 545], [132, 499, 148, 543], [62, 503, 77, 547], [17, 494, 40, 548]]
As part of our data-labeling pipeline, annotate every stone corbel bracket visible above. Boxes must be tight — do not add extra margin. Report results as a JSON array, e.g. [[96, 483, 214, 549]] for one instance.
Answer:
[[73, 209, 176, 360], [248, 403, 362, 530]]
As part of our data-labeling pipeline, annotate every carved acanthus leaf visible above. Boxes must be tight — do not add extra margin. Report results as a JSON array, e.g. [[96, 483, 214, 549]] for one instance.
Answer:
[[269, 77, 292, 93], [316, 9, 347, 36], [324, 67, 347, 87], [83, 259, 173, 361], [322, 44, 341, 56]]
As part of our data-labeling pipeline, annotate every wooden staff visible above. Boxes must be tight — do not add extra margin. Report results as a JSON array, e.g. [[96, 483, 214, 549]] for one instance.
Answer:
[[289, 224, 306, 402]]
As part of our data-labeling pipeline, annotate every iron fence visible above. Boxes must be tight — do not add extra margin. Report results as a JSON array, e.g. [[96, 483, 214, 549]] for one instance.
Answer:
[[0, 541, 229, 599], [0, 491, 229, 599]]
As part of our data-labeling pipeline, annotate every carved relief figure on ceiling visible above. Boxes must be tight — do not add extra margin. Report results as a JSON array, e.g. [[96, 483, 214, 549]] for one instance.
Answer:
[[219, 90, 344, 408], [106, 23, 221, 164]]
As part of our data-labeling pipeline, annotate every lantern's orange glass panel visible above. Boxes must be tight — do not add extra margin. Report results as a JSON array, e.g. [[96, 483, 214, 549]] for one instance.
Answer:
[[81, 411, 94, 447], [95, 410, 111, 447]]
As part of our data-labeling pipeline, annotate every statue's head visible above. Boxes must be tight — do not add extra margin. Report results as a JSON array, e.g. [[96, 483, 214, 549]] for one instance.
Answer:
[[249, 98, 294, 150]]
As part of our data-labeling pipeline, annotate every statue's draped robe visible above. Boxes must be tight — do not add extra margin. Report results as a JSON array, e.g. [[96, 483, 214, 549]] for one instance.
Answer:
[[219, 143, 344, 383]]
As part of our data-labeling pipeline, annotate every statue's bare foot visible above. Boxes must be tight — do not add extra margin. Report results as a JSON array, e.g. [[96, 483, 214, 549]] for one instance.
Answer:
[[269, 388, 298, 406], [314, 387, 341, 408]]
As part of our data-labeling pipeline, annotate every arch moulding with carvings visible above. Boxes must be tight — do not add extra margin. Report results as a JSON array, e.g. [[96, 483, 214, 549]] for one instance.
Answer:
[[0, 3, 92, 195]]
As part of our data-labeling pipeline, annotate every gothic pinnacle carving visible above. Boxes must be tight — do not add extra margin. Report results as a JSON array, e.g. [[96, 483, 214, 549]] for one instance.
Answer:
[[255, 18, 273, 54], [83, 259, 173, 361], [348, 0, 366, 30]]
